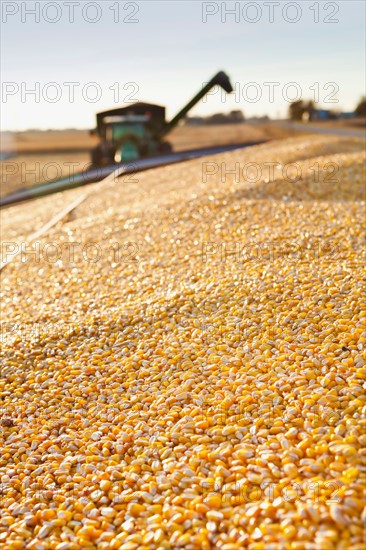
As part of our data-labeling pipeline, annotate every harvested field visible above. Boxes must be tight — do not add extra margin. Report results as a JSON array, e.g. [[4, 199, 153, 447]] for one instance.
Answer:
[[0, 130, 93, 155], [306, 118, 366, 130], [0, 153, 91, 199], [1, 135, 365, 549], [0, 123, 303, 198], [1, 123, 302, 155]]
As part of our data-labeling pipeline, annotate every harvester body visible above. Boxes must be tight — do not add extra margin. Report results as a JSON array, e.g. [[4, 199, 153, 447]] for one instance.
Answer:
[[91, 71, 233, 166]]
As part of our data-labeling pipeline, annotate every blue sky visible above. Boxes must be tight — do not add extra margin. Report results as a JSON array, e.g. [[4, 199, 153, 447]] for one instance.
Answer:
[[1, 1, 365, 130]]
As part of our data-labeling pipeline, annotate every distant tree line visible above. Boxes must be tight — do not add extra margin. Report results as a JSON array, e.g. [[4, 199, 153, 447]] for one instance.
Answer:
[[186, 110, 245, 125], [355, 97, 366, 117], [289, 97, 366, 121]]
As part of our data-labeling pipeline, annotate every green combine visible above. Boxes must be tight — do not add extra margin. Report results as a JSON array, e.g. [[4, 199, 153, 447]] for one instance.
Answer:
[[90, 71, 233, 166]]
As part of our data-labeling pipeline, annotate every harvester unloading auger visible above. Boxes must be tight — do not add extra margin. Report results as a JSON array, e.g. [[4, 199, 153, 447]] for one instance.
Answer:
[[90, 71, 234, 166]]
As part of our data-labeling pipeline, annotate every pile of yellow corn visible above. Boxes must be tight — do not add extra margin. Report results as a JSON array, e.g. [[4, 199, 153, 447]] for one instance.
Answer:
[[1, 135, 365, 549]]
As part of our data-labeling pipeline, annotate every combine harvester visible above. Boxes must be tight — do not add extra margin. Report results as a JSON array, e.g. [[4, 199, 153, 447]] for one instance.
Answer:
[[2, 71, 252, 207], [90, 71, 233, 165]]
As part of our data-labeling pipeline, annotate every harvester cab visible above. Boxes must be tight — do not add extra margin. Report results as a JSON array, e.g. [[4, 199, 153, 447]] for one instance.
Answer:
[[90, 71, 233, 166]]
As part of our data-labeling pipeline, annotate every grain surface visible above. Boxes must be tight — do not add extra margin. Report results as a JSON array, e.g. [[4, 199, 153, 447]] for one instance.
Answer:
[[1, 135, 365, 550]]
